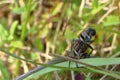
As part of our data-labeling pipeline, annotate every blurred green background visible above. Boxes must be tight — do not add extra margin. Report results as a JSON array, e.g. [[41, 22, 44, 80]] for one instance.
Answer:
[[0, 0, 120, 80]]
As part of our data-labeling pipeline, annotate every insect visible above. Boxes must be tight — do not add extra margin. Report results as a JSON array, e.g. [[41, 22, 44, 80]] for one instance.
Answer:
[[66, 28, 96, 67]]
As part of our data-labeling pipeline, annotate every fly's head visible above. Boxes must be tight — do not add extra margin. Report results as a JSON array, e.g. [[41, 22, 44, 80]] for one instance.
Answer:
[[87, 28, 96, 38], [79, 28, 96, 44]]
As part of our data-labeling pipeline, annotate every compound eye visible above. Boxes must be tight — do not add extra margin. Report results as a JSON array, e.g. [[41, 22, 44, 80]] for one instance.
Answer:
[[91, 30, 96, 36], [88, 28, 96, 36]]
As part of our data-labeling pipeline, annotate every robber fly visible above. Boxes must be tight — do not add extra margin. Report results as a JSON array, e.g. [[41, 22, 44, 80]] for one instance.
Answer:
[[66, 28, 96, 67]]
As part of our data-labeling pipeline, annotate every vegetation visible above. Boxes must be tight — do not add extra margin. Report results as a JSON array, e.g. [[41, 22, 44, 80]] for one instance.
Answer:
[[0, 0, 120, 80]]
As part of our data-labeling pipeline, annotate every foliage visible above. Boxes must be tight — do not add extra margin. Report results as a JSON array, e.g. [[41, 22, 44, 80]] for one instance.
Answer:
[[0, 0, 120, 80]]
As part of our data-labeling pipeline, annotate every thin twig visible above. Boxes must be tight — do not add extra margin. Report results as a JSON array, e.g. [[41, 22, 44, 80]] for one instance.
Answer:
[[99, 65, 118, 80], [100, 33, 117, 80], [45, 41, 50, 62], [109, 33, 117, 56], [97, 7, 117, 24], [78, 0, 85, 18], [54, 71, 61, 80], [71, 70, 75, 80]]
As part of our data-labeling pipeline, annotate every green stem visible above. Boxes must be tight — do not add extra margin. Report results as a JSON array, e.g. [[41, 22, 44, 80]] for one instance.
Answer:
[[21, 0, 32, 40]]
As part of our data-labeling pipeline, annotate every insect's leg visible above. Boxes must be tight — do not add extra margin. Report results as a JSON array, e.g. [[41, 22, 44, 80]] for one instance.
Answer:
[[66, 50, 71, 67], [71, 39, 78, 50], [78, 49, 83, 59], [73, 49, 81, 60], [67, 39, 77, 57], [76, 62, 79, 68], [73, 49, 77, 55], [66, 50, 70, 57], [69, 61, 71, 68], [70, 39, 78, 68], [87, 44, 93, 57], [72, 49, 80, 68], [81, 52, 88, 58], [71, 39, 79, 58], [68, 39, 76, 67], [72, 39, 78, 43], [88, 40, 94, 43]]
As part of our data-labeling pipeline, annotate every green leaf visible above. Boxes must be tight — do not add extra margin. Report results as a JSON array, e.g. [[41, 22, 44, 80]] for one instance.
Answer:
[[8, 21, 18, 40], [11, 6, 25, 14], [85, 77, 91, 80], [65, 28, 77, 39], [103, 15, 119, 26], [52, 3, 63, 16], [26, 58, 120, 79], [0, 24, 8, 40], [92, 0, 98, 9], [31, 52, 38, 61], [38, 26, 49, 38], [1, 48, 120, 80], [10, 40, 23, 49], [0, 24, 8, 46], [66, 7, 73, 18], [0, 59, 11, 80], [34, 38, 43, 51], [91, 3, 108, 15]]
